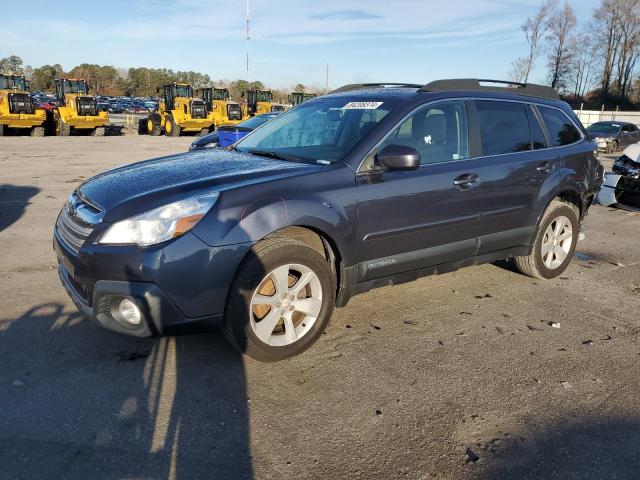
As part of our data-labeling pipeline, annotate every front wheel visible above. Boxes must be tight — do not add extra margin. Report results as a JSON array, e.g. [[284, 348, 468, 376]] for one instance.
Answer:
[[513, 200, 579, 279], [607, 140, 618, 154], [224, 238, 335, 362]]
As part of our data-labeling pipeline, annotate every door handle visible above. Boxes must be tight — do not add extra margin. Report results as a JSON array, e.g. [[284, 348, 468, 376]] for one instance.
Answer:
[[453, 173, 479, 189], [536, 162, 553, 174]]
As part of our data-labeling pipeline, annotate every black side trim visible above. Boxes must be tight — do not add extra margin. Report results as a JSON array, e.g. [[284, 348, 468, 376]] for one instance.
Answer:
[[336, 245, 530, 307]]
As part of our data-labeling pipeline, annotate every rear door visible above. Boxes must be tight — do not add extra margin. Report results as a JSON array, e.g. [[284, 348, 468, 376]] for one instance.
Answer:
[[620, 124, 632, 147]]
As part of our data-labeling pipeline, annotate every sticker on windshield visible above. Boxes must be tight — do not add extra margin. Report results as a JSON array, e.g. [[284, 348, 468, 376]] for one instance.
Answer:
[[341, 101, 383, 110]]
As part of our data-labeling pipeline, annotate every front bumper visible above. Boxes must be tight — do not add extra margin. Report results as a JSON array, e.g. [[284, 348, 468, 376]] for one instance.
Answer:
[[54, 229, 251, 337]]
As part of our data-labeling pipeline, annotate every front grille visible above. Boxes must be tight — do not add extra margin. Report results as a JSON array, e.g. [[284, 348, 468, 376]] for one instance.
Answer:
[[8, 93, 34, 114], [191, 100, 207, 119], [55, 193, 101, 254], [227, 103, 242, 120], [76, 97, 98, 116]]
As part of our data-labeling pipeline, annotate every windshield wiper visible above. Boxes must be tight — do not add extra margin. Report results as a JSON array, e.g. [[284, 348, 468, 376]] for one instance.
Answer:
[[247, 149, 304, 163]]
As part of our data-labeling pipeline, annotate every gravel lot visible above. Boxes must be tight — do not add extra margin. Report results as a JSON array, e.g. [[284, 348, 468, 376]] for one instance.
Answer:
[[1, 137, 639, 480]]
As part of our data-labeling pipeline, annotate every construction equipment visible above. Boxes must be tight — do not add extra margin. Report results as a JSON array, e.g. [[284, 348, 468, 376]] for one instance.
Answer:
[[0, 74, 47, 136], [52, 79, 109, 136], [245, 89, 280, 116], [195, 87, 243, 129], [147, 83, 212, 136], [289, 92, 316, 106]]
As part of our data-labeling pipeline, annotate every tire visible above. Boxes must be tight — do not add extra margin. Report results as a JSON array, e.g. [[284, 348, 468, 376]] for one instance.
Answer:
[[147, 115, 161, 136], [91, 126, 105, 137], [197, 128, 209, 136], [224, 238, 336, 362], [30, 126, 45, 137], [165, 115, 181, 137], [138, 118, 148, 135], [608, 141, 618, 154], [513, 200, 579, 279], [0, 124, 5, 136], [54, 111, 70, 136]]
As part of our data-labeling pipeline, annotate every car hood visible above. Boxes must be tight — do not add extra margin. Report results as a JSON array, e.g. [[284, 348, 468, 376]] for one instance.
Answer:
[[78, 149, 322, 221]]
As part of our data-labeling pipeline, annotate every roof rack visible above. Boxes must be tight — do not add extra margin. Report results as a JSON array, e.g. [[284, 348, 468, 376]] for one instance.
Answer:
[[330, 83, 423, 94], [419, 79, 559, 100]]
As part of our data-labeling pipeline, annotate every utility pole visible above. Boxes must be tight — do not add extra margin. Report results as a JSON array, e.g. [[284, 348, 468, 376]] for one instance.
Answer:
[[325, 64, 329, 93], [246, 0, 251, 81]]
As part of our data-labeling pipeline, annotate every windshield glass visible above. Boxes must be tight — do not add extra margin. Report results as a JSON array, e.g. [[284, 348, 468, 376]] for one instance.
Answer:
[[256, 91, 272, 102], [235, 97, 394, 163], [213, 89, 229, 100], [64, 80, 88, 94], [175, 85, 193, 97], [587, 122, 620, 134], [0, 76, 26, 90], [238, 114, 276, 129]]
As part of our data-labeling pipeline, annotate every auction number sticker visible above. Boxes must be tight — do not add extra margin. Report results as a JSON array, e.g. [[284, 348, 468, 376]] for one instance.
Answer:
[[341, 101, 383, 109]]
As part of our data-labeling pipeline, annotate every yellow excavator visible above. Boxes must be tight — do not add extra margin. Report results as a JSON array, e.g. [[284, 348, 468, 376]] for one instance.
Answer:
[[147, 83, 213, 136], [0, 74, 47, 136], [195, 87, 243, 129], [52, 78, 109, 136], [245, 89, 285, 117]]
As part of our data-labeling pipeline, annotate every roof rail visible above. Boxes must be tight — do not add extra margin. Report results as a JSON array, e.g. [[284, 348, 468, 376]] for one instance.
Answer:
[[330, 83, 423, 94], [419, 79, 559, 100]]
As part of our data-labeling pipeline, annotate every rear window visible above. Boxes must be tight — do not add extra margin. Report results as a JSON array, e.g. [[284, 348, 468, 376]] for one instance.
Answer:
[[538, 106, 582, 147], [476, 100, 532, 155]]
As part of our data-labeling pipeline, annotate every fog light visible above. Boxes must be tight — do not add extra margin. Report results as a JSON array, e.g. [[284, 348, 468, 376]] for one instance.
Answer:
[[118, 298, 141, 325]]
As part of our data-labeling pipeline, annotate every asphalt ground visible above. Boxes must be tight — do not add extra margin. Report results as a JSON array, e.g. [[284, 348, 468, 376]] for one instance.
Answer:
[[1, 137, 639, 480]]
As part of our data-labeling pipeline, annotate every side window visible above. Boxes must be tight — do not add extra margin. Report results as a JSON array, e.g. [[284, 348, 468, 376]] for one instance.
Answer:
[[622, 124, 630, 133], [538, 106, 582, 147], [379, 101, 469, 165], [476, 100, 531, 155], [527, 106, 547, 149]]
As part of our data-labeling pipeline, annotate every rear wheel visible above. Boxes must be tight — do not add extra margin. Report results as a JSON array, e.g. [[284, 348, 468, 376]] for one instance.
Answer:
[[0, 124, 5, 136], [30, 126, 45, 137], [513, 200, 579, 279], [165, 115, 181, 137], [224, 238, 335, 362], [54, 111, 70, 136], [91, 126, 105, 137], [197, 128, 209, 136]]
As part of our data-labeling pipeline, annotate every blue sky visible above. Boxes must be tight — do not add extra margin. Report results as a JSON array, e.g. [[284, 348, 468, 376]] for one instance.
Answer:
[[3, 0, 601, 89]]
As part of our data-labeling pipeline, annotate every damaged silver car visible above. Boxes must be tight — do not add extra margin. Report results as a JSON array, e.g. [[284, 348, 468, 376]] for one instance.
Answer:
[[597, 143, 640, 211]]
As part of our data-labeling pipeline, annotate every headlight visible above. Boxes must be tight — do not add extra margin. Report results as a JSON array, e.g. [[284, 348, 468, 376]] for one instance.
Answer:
[[99, 192, 219, 246]]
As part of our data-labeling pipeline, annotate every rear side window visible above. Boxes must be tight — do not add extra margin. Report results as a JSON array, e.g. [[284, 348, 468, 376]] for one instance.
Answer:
[[476, 100, 531, 155], [538, 106, 582, 147]]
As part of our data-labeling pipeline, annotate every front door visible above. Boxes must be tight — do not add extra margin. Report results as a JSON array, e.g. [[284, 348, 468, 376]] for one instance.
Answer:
[[355, 100, 483, 282]]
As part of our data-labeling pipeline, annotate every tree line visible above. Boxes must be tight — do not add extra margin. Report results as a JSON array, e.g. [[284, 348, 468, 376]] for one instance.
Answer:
[[0, 55, 316, 102], [510, 0, 640, 107]]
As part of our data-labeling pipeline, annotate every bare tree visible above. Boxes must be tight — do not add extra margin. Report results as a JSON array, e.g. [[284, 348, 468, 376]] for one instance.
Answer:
[[546, 1, 577, 90], [570, 33, 597, 98], [520, 0, 557, 83], [509, 57, 530, 83]]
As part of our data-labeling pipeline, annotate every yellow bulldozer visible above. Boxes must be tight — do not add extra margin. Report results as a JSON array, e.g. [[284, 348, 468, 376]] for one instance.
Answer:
[[147, 83, 213, 136], [195, 87, 243, 129], [245, 89, 285, 117], [0, 74, 47, 136], [289, 91, 317, 106], [52, 78, 109, 136]]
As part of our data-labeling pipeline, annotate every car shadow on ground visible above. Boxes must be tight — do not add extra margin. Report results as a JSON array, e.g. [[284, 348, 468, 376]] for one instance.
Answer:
[[0, 184, 39, 232], [0, 303, 254, 479], [476, 416, 640, 479]]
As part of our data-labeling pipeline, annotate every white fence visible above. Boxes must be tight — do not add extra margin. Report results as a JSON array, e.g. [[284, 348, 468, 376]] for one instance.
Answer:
[[574, 109, 640, 127]]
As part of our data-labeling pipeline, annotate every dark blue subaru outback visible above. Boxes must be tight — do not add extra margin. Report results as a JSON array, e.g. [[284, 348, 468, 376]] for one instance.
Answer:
[[54, 79, 603, 361]]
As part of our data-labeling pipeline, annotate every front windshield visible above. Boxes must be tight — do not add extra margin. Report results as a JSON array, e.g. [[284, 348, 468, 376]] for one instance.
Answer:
[[64, 80, 88, 94], [0, 76, 26, 90], [235, 97, 395, 163], [587, 122, 620, 134], [213, 88, 229, 100], [175, 85, 193, 97], [256, 91, 272, 102], [238, 114, 276, 129]]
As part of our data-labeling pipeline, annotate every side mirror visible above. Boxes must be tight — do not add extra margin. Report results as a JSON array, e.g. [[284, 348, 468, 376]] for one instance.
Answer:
[[375, 145, 420, 170]]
